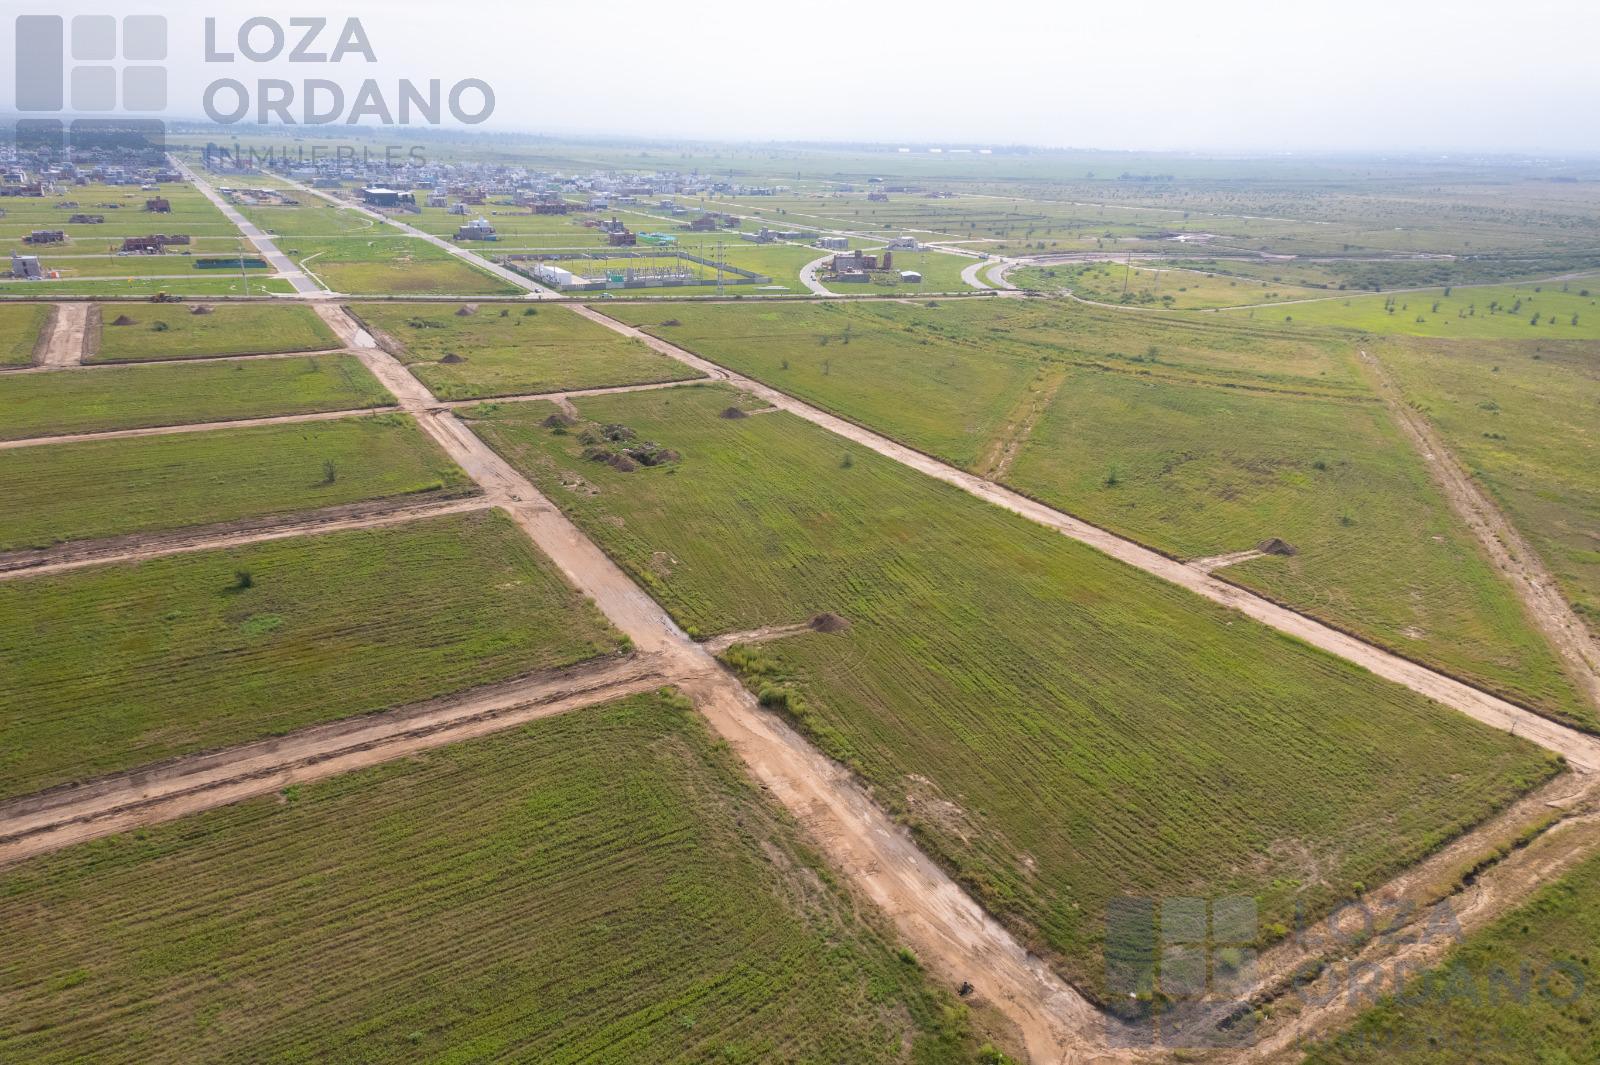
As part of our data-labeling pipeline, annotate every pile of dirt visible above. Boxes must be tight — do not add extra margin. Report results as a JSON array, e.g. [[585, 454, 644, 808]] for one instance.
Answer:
[[1257, 538, 1298, 557], [188, 304, 214, 315], [719, 407, 749, 420], [439, 353, 465, 364], [454, 305, 478, 317], [809, 613, 851, 634], [109, 314, 136, 326], [607, 454, 638, 473], [660, 318, 682, 327], [541, 412, 577, 429]]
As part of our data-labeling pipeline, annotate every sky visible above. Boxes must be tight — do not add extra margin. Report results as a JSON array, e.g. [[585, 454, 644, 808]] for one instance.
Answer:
[[5, 0, 1598, 155]]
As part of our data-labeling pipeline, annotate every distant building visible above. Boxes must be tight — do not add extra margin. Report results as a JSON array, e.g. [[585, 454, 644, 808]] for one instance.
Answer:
[[900, 270, 923, 283], [607, 228, 637, 246], [24, 230, 65, 245], [426, 192, 449, 208], [144, 197, 171, 213], [816, 236, 849, 250], [67, 213, 105, 224], [533, 201, 569, 215], [867, 191, 889, 202], [121, 234, 189, 253], [456, 217, 497, 241], [10, 252, 43, 279], [359, 187, 413, 208], [833, 270, 870, 283]]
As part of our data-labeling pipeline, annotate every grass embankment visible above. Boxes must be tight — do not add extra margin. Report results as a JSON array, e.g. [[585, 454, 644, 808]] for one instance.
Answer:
[[0, 509, 623, 798], [0, 415, 473, 551], [470, 383, 1559, 1000], [0, 354, 393, 441], [353, 302, 698, 400], [89, 302, 339, 361], [0, 692, 982, 1063], [0, 303, 51, 366]]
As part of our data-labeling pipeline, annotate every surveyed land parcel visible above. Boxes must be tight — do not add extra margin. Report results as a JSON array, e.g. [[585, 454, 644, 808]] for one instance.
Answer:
[[0, 355, 393, 441], [601, 300, 1589, 725], [88, 302, 339, 362], [0, 693, 981, 1063], [0, 415, 473, 552], [470, 383, 1558, 999], [0, 509, 622, 799], [0, 303, 51, 366]]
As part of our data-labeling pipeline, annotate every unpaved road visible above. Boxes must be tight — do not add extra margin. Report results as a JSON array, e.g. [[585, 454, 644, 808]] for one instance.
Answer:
[[0, 654, 672, 865], [0, 494, 489, 580], [38, 303, 87, 367], [579, 304, 1600, 772], [0, 407, 401, 451], [1188, 548, 1268, 573], [1360, 348, 1600, 712]]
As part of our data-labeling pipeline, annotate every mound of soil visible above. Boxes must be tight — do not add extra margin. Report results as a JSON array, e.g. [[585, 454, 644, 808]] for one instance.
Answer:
[[541, 412, 577, 429], [719, 406, 749, 420], [1257, 538, 1298, 557], [439, 353, 465, 364], [110, 314, 136, 326], [809, 612, 851, 634], [608, 454, 638, 473], [454, 305, 478, 317], [189, 304, 214, 315], [660, 318, 682, 327]]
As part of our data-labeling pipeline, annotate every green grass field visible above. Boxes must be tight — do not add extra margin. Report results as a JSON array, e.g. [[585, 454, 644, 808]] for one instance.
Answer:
[[1228, 280, 1600, 339], [1304, 845, 1600, 1063], [0, 415, 473, 551], [0, 302, 50, 365], [469, 383, 1558, 1001], [0, 691, 982, 1063], [352, 302, 699, 399], [1375, 336, 1600, 640], [0, 355, 393, 441], [0, 509, 622, 799], [1012, 261, 1321, 307], [0, 277, 298, 297], [287, 235, 521, 295], [89, 302, 339, 362]]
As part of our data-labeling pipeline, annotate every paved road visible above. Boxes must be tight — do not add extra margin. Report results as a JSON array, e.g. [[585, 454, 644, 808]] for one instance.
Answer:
[[174, 158, 322, 295]]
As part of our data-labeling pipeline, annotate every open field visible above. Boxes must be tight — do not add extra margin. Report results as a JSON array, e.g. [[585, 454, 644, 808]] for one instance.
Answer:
[[600, 300, 1586, 719], [89, 302, 339, 362], [1303, 842, 1600, 1064], [353, 301, 699, 399], [0, 302, 50, 366], [0, 690, 981, 1063], [0, 277, 297, 297], [0, 509, 622, 800], [0, 182, 241, 259], [469, 382, 1558, 1000], [1228, 280, 1600, 338], [0, 415, 472, 552], [1375, 336, 1600, 638], [1013, 260, 1323, 307], [285, 235, 522, 295], [0, 354, 392, 441]]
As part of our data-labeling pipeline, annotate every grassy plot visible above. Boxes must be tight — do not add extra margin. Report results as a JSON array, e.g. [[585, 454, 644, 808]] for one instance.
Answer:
[[603, 301, 1047, 467], [1303, 845, 1600, 1064], [470, 383, 1559, 1000], [1011, 260, 1322, 307], [0, 692, 982, 1064], [0, 302, 50, 366], [0, 509, 622, 799], [352, 302, 698, 400], [816, 248, 980, 294], [0, 354, 392, 441], [89, 302, 339, 362], [1376, 336, 1600, 640], [0, 415, 473, 551], [604, 299, 1588, 725], [1229, 280, 1600, 339], [286, 235, 521, 295], [0, 277, 297, 297]]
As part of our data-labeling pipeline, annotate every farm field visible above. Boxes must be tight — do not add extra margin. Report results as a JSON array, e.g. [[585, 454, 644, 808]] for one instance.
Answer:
[[1375, 336, 1600, 639], [0, 302, 50, 365], [0, 691, 980, 1063], [1229, 280, 1600, 339], [469, 383, 1558, 999], [352, 302, 699, 399], [88, 302, 339, 361], [603, 299, 1588, 724], [0, 508, 622, 799], [0, 354, 393, 441], [1303, 843, 1600, 1064], [0, 415, 473, 552], [1011, 260, 1323, 307]]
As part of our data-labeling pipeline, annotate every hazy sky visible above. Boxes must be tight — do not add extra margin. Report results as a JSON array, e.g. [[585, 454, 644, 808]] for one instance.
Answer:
[[6, 0, 1598, 154]]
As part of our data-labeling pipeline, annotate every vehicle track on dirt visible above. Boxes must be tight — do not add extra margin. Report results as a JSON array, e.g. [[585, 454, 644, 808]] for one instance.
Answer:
[[38, 302, 87, 367], [0, 406, 402, 451], [1358, 348, 1600, 713], [0, 494, 490, 580]]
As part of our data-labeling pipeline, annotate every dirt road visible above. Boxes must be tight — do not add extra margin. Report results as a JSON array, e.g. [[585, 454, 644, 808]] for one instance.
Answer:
[[579, 304, 1600, 772], [1359, 348, 1600, 712], [0, 494, 490, 580], [0, 407, 401, 451], [38, 303, 87, 367]]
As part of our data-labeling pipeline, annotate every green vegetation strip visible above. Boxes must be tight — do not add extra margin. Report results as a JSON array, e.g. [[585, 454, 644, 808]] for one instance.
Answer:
[[0, 303, 51, 366], [471, 384, 1559, 1000], [0, 692, 981, 1064], [90, 302, 339, 362], [0, 354, 392, 441], [0, 509, 622, 799], [0, 415, 473, 552], [353, 302, 699, 400]]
